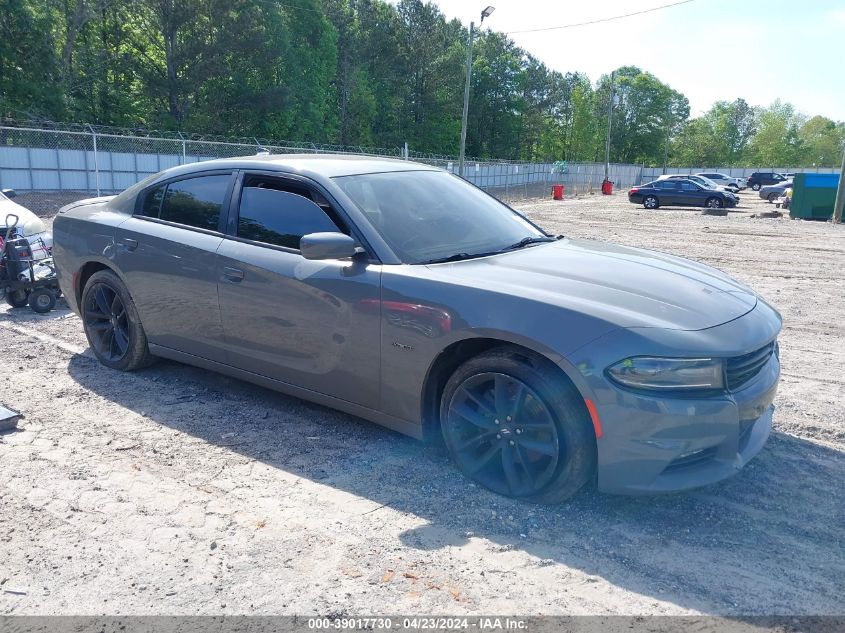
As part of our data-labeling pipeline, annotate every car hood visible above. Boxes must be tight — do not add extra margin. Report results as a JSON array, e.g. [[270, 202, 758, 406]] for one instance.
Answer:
[[426, 238, 757, 331]]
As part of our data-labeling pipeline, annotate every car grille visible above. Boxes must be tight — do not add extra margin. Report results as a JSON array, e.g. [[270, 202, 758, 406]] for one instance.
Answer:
[[726, 342, 775, 391]]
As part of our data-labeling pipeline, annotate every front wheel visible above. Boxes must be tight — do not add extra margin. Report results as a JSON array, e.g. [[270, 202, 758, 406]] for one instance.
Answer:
[[752, 183, 761, 191], [29, 287, 56, 313], [705, 197, 723, 208], [81, 269, 155, 371], [643, 195, 659, 209], [440, 347, 596, 503]]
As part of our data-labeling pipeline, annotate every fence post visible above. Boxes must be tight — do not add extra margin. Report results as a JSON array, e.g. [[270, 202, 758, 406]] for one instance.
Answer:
[[403, 142, 409, 160], [178, 132, 186, 164], [87, 124, 100, 196]]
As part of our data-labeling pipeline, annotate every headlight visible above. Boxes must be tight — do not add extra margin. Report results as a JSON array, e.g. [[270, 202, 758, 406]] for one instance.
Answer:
[[606, 357, 725, 391]]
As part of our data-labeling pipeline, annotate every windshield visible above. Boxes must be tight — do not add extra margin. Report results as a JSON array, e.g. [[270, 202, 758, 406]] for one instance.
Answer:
[[334, 170, 547, 264]]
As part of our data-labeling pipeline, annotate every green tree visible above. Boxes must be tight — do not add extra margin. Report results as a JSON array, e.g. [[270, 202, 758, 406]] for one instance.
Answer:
[[798, 115, 845, 167]]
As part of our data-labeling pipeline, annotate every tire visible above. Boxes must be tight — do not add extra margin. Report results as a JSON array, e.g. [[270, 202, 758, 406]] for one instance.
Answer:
[[439, 347, 596, 503], [81, 269, 155, 371], [751, 183, 761, 191], [6, 289, 30, 308], [28, 287, 56, 313], [705, 197, 723, 208], [767, 192, 779, 202], [643, 195, 659, 210]]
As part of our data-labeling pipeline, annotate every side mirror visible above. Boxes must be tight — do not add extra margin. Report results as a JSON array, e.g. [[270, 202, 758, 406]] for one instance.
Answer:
[[1, 188, 16, 199], [300, 232, 359, 260]]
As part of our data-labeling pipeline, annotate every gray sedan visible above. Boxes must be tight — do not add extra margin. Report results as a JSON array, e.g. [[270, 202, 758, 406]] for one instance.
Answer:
[[52, 156, 781, 502], [759, 180, 793, 202]]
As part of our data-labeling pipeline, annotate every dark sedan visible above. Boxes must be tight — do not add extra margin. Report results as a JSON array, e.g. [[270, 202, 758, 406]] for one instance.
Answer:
[[628, 179, 737, 210], [52, 156, 779, 502]]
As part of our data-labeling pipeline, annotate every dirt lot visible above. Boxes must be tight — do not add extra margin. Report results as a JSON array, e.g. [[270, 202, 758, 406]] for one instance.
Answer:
[[1, 190, 843, 616]]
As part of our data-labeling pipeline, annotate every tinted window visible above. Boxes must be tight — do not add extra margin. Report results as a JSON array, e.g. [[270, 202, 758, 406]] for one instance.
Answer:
[[658, 180, 680, 190], [680, 181, 698, 191], [140, 184, 165, 218], [237, 187, 340, 249], [334, 170, 545, 264], [159, 175, 230, 231]]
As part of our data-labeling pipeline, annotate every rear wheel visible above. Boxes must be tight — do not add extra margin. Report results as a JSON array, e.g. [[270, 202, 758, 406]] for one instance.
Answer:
[[440, 347, 596, 503], [81, 270, 155, 371], [643, 195, 659, 209], [767, 192, 779, 202], [6, 289, 30, 308]]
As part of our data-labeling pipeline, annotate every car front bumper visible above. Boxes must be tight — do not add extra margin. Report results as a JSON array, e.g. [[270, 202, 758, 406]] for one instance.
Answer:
[[592, 358, 777, 494], [564, 302, 781, 495]]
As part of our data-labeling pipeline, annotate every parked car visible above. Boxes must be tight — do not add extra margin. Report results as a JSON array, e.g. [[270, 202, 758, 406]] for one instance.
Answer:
[[0, 189, 53, 260], [635, 179, 737, 209], [759, 180, 793, 202], [658, 174, 740, 201], [53, 156, 780, 502], [697, 172, 746, 190], [746, 172, 787, 191]]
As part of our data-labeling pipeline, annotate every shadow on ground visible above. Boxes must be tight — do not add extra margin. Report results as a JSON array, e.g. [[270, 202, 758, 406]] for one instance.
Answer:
[[67, 354, 845, 615]]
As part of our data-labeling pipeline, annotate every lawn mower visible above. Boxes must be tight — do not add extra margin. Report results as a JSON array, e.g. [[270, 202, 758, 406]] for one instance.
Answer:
[[1, 213, 61, 313]]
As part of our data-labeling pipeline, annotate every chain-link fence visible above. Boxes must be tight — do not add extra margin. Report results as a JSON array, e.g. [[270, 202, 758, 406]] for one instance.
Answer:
[[0, 121, 647, 204]]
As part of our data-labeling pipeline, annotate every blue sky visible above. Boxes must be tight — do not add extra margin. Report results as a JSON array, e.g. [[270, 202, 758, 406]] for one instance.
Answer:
[[417, 0, 845, 121]]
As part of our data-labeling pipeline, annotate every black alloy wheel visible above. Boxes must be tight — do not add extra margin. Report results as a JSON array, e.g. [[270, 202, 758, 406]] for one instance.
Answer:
[[84, 282, 130, 362], [444, 372, 562, 497]]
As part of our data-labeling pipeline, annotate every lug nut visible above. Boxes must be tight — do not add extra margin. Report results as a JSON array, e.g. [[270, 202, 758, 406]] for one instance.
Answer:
[[506, 416, 512, 422], [496, 434, 501, 439], [515, 429, 522, 434], [509, 440, 515, 446], [494, 419, 500, 425]]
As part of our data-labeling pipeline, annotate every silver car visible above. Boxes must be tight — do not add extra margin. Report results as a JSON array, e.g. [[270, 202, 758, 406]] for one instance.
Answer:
[[52, 156, 781, 502], [697, 173, 745, 191]]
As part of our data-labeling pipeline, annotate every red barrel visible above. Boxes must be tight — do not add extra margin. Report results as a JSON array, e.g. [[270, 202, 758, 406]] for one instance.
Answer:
[[601, 180, 613, 195], [552, 184, 564, 200]]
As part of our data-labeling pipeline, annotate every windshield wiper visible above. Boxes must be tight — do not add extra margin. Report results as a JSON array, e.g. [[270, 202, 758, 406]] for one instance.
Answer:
[[420, 236, 559, 265], [501, 235, 557, 252], [420, 252, 482, 264]]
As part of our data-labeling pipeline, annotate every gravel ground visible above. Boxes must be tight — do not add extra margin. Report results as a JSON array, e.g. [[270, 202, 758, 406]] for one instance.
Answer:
[[1, 190, 843, 616]]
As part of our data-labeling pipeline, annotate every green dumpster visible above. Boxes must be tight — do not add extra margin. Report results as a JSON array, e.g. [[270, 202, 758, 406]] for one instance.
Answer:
[[790, 172, 839, 220]]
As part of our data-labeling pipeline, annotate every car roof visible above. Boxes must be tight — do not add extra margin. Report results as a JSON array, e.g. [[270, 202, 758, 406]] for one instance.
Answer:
[[156, 154, 441, 180]]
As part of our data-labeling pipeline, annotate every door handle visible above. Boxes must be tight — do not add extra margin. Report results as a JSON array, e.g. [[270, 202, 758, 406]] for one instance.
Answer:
[[118, 238, 139, 251], [222, 267, 244, 282]]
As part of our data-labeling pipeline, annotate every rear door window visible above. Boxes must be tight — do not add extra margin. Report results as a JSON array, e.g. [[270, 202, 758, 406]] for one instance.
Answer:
[[236, 177, 343, 250], [157, 175, 231, 231]]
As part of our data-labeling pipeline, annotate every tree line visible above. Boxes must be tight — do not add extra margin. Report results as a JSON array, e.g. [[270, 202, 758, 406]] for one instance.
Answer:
[[1, 0, 843, 167]]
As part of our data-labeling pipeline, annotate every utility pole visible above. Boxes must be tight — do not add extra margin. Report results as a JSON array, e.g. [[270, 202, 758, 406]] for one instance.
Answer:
[[833, 143, 845, 223], [604, 71, 615, 182], [459, 6, 495, 178], [458, 21, 474, 178]]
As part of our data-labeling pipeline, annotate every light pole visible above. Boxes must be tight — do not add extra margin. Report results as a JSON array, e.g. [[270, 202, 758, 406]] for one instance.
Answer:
[[833, 141, 845, 223], [603, 70, 616, 183], [459, 5, 495, 178]]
